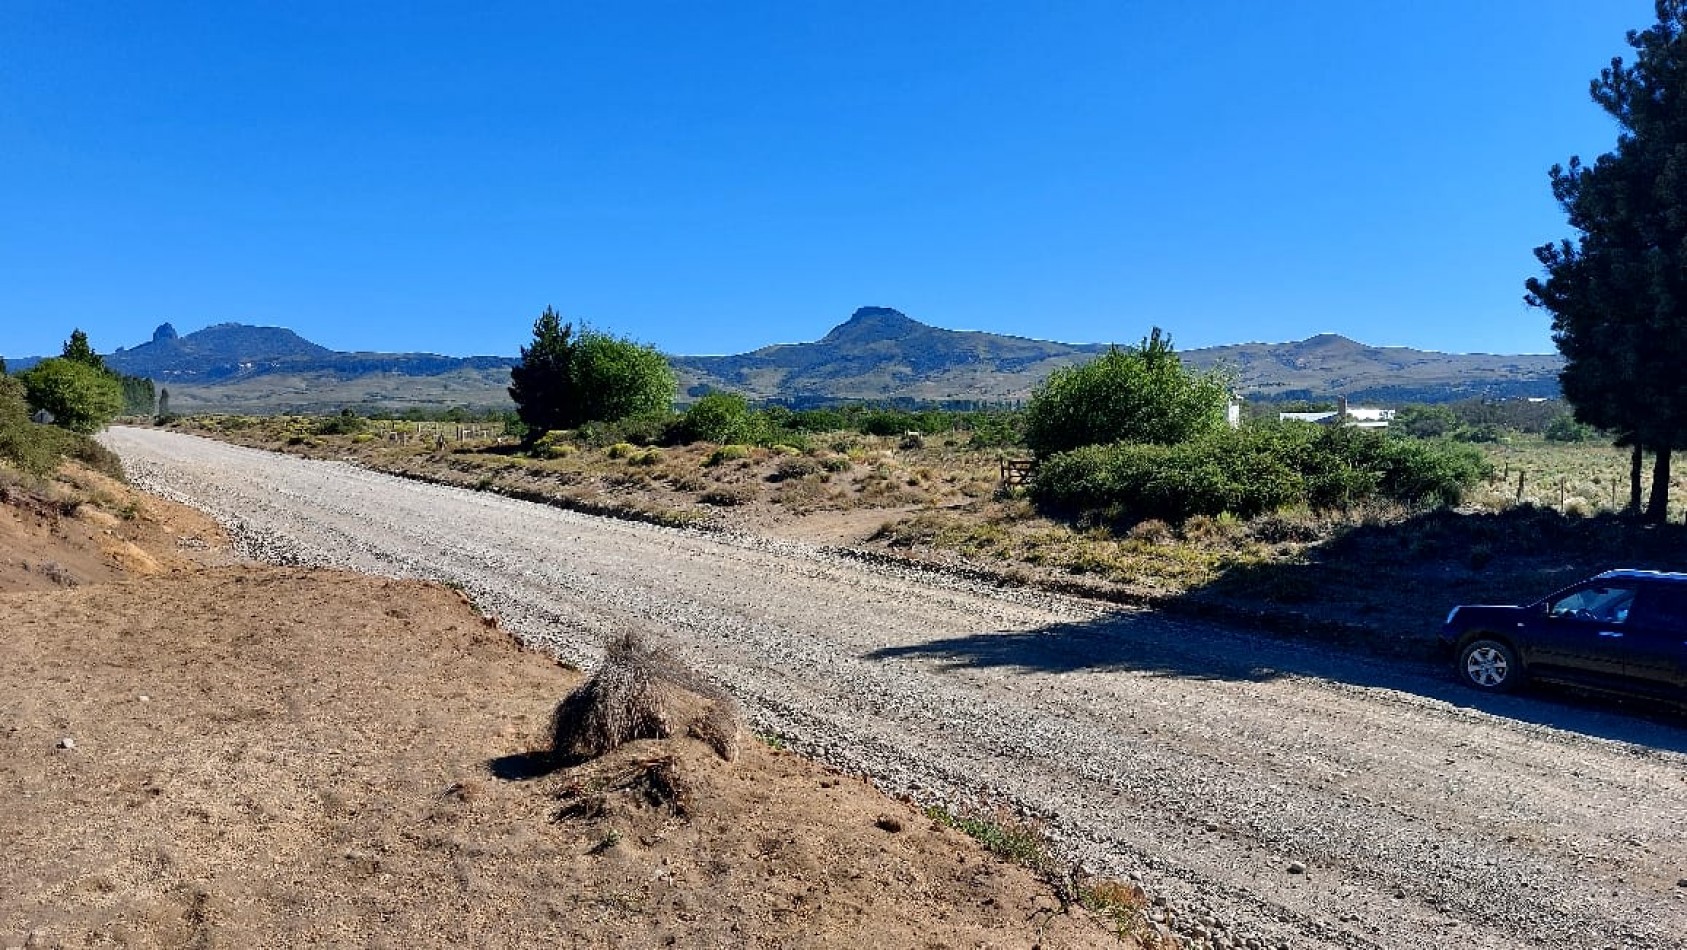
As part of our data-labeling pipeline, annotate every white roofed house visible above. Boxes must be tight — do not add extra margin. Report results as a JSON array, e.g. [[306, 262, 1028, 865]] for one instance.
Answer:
[[1278, 396, 1394, 429]]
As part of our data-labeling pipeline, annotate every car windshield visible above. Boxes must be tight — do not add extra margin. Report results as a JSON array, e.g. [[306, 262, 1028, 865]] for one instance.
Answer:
[[1548, 585, 1636, 623]]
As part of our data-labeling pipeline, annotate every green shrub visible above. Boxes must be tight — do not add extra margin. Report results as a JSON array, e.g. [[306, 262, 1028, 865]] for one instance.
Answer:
[[1545, 413, 1597, 442], [0, 376, 123, 478], [16, 358, 124, 434], [787, 408, 847, 432], [675, 392, 765, 445], [1030, 423, 1490, 522], [314, 411, 368, 435], [705, 444, 753, 466], [1023, 330, 1230, 457]]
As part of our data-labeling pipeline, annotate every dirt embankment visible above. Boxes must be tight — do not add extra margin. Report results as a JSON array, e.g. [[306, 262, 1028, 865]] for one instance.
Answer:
[[0, 472, 1139, 948]]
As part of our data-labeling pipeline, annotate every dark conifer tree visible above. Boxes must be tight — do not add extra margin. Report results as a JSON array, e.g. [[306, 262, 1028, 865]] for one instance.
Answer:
[[1527, 1, 1687, 522]]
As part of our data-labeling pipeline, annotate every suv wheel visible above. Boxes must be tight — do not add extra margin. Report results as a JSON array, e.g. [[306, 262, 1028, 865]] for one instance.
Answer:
[[1459, 638, 1523, 693]]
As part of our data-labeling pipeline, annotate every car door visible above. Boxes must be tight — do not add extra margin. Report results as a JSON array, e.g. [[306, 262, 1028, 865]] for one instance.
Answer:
[[1617, 587, 1687, 693], [1523, 582, 1638, 680]]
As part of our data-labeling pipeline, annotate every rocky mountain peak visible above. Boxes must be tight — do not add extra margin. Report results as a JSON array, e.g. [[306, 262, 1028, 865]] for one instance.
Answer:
[[819, 307, 927, 345], [152, 322, 179, 344]]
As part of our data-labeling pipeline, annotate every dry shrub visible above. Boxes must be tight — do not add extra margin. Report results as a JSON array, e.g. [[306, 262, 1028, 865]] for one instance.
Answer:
[[550, 630, 740, 762], [556, 754, 693, 820], [1125, 518, 1173, 544]]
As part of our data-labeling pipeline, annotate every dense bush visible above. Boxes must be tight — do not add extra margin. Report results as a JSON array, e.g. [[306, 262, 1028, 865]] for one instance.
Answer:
[[1023, 330, 1230, 458], [314, 410, 369, 435], [674, 392, 765, 444], [1545, 413, 1597, 442], [1030, 423, 1490, 522], [0, 376, 123, 478], [857, 409, 954, 437], [17, 358, 125, 434]]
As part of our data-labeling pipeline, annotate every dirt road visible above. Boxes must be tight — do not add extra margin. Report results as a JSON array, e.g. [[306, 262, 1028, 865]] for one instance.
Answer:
[[104, 426, 1687, 950]]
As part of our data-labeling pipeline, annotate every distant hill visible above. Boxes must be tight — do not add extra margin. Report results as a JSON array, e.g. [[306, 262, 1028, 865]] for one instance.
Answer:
[[5, 323, 520, 414], [1182, 333, 1562, 404], [4, 311, 1563, 413], [676, 308, 1563, 405]]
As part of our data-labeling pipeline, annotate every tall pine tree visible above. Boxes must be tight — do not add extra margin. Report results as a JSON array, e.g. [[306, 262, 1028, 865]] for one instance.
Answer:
[[508, 306, 577, 441], [1527, 1, 1687, 522]]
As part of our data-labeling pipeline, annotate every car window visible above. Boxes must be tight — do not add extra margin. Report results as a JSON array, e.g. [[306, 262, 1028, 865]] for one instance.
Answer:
[[1629, 586, 1687, 631], [1547, 585, 1637, 623]]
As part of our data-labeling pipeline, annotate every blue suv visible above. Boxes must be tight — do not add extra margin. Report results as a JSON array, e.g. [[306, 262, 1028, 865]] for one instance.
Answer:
[[1439, 569, 1687, 702]]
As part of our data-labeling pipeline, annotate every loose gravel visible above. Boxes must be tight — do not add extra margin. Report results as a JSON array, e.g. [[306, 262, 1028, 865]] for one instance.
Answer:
[[107, 427, 1687, 950]]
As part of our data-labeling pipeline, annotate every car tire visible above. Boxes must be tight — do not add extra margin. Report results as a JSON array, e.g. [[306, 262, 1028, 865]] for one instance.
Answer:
[[1458, 638, 1524, 693]]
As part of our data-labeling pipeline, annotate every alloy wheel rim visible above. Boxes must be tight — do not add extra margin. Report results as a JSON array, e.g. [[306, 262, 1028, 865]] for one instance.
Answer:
[[1466, 646, 1508, 687]]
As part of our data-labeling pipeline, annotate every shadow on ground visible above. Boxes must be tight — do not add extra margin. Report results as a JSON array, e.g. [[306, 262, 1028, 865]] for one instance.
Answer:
[[868, 505, 1687, 753], [487, 752, 562, 781]]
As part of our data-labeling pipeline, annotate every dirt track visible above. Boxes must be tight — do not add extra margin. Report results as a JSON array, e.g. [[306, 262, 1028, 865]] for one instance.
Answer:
[[105, 426, 1687, 950]]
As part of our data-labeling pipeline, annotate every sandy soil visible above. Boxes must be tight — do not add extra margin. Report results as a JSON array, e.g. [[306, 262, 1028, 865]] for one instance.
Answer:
[[0, 477, 1136, 949]]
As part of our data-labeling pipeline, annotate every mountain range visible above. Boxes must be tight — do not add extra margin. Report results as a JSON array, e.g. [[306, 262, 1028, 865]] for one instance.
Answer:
[[6, 309, 1563, 414]]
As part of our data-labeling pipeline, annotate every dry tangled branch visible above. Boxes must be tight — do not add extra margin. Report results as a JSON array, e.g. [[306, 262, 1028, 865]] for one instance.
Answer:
[[550, 629, 740, 762]]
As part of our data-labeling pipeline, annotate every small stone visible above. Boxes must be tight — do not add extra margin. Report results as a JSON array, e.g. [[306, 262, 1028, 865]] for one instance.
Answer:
[[1678, 878, 1687, 888], [139, 695, 151, 703], [874, 815, 903, 833], [57, 737, 76, 750], [1286, 861, 1306, 874]]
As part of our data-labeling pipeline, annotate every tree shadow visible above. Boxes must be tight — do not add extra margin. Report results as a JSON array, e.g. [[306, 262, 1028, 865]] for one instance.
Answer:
[[1170, 505, 1687, 657], [867, 506, 1687, 752]]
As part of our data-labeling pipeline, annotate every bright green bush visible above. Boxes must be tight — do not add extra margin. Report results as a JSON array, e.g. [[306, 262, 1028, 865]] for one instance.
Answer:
[[675, 392, 765, 445], [705, 444, 753, 466], [0, 376, 122, 478], [1023, 330, 1231, 458], [17, 358, 125, 434]]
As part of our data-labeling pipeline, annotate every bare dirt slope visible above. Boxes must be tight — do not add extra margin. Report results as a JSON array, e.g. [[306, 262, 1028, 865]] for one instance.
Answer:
[[1, 566, 1129, 949], [101, 426, 1687, 950], [0, 464, 229, 591]]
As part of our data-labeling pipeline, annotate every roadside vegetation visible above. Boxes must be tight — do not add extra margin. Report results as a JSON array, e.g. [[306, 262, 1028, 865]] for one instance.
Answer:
[[151, 306, 1687, 662]]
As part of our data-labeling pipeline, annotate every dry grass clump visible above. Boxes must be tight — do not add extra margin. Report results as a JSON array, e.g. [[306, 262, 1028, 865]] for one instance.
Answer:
[[550, 630, 741, 763]]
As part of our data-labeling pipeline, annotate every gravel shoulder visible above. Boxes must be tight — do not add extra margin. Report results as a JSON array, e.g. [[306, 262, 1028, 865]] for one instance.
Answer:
[[105, 426, 1687, 950]]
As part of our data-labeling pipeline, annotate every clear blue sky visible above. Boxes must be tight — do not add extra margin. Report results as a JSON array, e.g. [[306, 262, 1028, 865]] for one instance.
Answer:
[[0, 1, 1658, 360]]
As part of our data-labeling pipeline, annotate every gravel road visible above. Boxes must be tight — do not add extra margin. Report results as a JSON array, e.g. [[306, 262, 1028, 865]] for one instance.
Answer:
[[105, 427, 1687, 950]]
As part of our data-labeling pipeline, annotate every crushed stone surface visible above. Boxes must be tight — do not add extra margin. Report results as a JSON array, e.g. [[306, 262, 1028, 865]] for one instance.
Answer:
[[105, 426, 1687, 950]]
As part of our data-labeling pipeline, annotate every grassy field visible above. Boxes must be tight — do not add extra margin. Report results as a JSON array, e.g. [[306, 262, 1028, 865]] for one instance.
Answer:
[[1473, 439, 1687, 515]]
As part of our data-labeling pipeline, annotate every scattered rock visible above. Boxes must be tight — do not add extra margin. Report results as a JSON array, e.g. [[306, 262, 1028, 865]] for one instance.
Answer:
[[875, 814, 904, 833], [57, 737, 76, 751], [1286, 861, 1306, 874]]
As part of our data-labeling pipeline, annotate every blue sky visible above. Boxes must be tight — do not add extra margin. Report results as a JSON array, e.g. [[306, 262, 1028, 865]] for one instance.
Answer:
[[0, 1, 1658, 360]]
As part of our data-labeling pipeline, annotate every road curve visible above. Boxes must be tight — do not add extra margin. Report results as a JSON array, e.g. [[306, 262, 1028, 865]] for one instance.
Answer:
[[104, 427, 1687, 950]]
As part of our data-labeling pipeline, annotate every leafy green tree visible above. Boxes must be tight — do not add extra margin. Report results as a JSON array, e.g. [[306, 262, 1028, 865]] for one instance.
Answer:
[[1023, 328, 1230, 458], [1526, 1, 1687, 522], [0, 356, 8, 375], [17, 358, 124, 433], [157, 387, 171, 418], [570, 330, 675, 425], [1393, 405, 1461, 439], [508, 306, 675, 442]]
